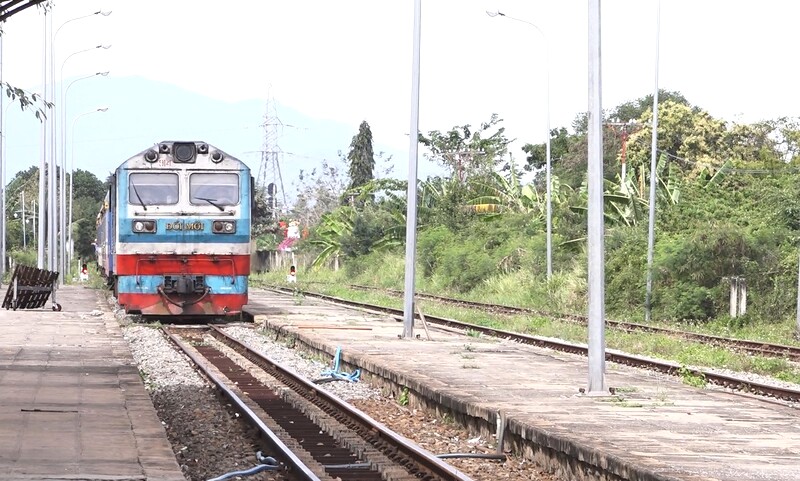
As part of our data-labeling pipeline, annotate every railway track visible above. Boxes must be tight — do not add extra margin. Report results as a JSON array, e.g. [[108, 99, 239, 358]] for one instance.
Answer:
[[345, 284, 800, 362], [268, 286, 800, 404], [164, 325, 475, 481]]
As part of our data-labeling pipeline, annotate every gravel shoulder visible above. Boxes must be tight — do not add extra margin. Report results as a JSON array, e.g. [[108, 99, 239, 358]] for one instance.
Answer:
[[120, 309, 559, 481]]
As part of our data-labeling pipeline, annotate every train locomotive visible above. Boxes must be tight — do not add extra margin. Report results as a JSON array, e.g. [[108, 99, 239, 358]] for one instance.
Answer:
[[96, 141, 252, 317]]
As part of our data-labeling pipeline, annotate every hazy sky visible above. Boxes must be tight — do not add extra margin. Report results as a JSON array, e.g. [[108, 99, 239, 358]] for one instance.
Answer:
[[3, 0, 799, 181]]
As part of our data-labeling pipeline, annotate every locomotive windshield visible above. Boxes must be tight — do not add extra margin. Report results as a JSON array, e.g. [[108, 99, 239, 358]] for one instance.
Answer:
[[190, 173, 239, 206], [128, 172, 179, 205]]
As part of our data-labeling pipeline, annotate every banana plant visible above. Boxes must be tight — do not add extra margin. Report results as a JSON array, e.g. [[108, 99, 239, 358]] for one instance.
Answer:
[[467, 168, 544, 220], [310, 207, 356, 269]]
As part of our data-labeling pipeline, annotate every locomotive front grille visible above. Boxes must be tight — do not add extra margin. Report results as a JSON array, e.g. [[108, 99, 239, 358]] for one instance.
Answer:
[[162, 275, 206, 294]]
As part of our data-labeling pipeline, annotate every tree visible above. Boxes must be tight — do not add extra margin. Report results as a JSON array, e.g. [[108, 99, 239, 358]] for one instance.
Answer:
[[1, 1, 53, 118], [71, 169, 105, 200], [522, 127, 572, 171], [65, 170, 105, 261], [344, 121, 376, 206], [608, 90, 691, 124], [625, 100, 728, 173], [290, 159, 347, 228], [419, 114, 511, 183]]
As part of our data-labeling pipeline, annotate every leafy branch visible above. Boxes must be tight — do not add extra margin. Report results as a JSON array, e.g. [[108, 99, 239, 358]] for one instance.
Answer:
[[3, 82, 53, 121]]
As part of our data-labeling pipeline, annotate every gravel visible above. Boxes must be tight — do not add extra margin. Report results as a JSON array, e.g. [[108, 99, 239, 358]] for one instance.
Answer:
[[115, 305, 799, 481], [117, 305, 559, 481]]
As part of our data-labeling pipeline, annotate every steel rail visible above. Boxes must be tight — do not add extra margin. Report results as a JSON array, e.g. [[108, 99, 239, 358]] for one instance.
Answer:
[[163, 327, 323, 481], [346, 284, 800, 361], [265, 287, 800, 404], [206, 325, 475, 481]]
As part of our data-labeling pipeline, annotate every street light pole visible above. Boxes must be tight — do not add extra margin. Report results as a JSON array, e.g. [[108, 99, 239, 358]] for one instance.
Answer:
[[402, 0, 422, 338], [38, 11, 48, 270], [69, 107, 108, 270], [62, 72, 109, 273], [57, 46, 110, 283], [587, 0, 607, 395], [0, 33, 4, 279], [51, 9, 111, 282], [487, 10, 552, 279], [645, 0, 662, 322]]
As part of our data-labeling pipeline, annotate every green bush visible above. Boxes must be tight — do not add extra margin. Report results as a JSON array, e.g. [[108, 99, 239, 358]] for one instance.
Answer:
[[438, 236, 496, 292], [417, 225, 452, 277]]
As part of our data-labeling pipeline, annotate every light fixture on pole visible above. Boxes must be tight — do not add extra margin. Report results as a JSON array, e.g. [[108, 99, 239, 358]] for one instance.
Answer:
[[69, 107, 108, 270], [51, 8, 112, 280], [62, 71, 108, 273], [57, 46, 111, 283], [487, 10, 552, 280], [62, 71, 109, 177]]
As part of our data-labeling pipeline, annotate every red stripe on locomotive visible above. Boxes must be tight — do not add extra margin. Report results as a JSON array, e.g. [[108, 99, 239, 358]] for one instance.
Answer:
[[117, 293, 248, 316], [115, 254, 251, 276]]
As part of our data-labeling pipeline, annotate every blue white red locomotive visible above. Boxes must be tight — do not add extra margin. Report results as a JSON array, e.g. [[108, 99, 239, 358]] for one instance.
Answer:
[[96, 141, 252, 317]]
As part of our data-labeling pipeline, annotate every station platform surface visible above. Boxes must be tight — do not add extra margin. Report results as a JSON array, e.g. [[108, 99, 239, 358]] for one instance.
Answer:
[[245, 288, 800, 481], [0, 284, 184, 481]]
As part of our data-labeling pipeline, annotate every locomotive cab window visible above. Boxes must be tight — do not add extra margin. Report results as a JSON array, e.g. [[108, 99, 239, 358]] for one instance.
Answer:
[[190, 173, 239, 206], [129, 172, 179, 206]]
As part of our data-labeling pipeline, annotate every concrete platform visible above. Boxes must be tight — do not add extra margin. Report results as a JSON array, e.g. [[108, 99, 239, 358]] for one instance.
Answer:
[[245, 288, 800, 481], [0, 284, 184, 481]]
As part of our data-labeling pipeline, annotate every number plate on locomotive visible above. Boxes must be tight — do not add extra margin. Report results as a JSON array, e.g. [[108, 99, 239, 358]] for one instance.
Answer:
[[166, 222, 204, 231]]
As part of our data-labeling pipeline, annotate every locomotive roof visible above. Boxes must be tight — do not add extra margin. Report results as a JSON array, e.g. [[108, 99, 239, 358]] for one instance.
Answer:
[[117, 140, 249, 172]]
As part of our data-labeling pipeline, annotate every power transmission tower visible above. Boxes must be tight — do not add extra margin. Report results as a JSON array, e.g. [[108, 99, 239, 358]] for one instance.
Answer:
[[257, 91, 286, 219]]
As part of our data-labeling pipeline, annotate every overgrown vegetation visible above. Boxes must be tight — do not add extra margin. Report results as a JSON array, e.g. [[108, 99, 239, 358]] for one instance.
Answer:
[[277, 92, 800, 346]]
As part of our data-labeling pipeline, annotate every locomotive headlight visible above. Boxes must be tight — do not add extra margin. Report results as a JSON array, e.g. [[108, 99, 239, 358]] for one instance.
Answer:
[[132, 220, 156, 233], [213, 220, 236, 234]]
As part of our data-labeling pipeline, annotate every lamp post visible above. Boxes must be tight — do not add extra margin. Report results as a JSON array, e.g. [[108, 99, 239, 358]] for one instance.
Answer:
[[402, 0, 422, 338], [61, 71, 108, 270], [51, 9, 111, 281], [57, 47, 110, 282], [645, 0, 662, 322], [487, 10, 552, 280], [69, 107, 108, 270]]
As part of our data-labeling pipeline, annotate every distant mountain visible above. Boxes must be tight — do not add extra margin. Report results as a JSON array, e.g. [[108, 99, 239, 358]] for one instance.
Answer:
[[4, 75, 410, 203]]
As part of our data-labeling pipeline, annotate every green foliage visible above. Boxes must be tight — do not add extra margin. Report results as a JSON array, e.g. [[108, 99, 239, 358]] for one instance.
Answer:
[[419, 114, 511, 182], [8, 248, 37, 269], [437, 235, 495, 292], [345, 120, 376, 206], [340, 208, 394, 258], [522, 127, 572, 171], [286, 89, 800, 333], [677, 366, 707, 388], [397, 387, 409, 406], [2, 81, 53, 121]]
